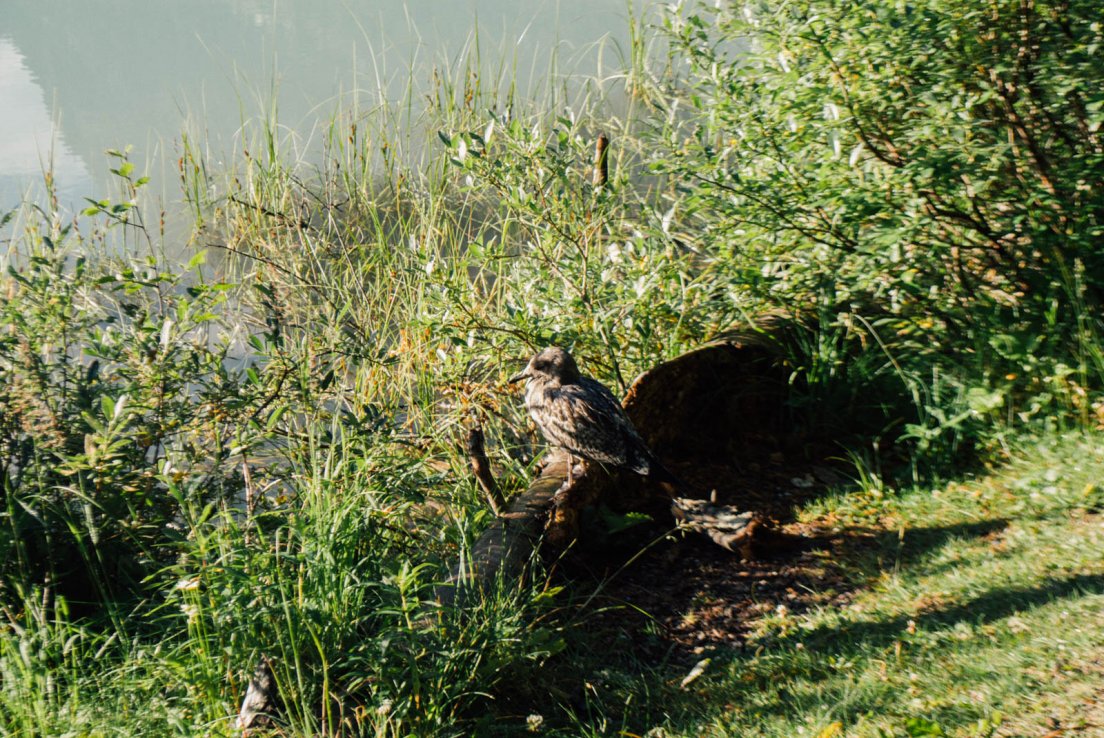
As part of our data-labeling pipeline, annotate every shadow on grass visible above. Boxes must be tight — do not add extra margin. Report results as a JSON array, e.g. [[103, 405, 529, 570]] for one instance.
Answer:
[[890, 518, 1009, 563], [647, 573, 1104, 735], [829, 518, 1011, 571], [790, 572, 1104, 652]]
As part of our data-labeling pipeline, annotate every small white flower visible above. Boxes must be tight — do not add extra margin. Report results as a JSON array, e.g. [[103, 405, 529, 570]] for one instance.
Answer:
[[526, 713, 544, 732]]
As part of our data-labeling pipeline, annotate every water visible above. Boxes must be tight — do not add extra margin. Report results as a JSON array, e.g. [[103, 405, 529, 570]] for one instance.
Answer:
[[0, 0, 640, 229]]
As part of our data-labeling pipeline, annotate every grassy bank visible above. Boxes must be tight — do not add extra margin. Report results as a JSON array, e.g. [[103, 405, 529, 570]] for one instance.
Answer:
[[2, 0, 1103, 735], [506, 433, 1104, 737]]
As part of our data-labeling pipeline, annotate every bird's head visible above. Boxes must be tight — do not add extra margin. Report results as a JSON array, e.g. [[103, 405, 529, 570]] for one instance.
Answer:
[[509, 346, 581, 386]]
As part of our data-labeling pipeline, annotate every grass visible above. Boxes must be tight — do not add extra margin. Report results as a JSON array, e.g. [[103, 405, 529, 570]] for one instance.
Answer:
[[538, 433, 1104, 737], [0, 9, 674, 735]]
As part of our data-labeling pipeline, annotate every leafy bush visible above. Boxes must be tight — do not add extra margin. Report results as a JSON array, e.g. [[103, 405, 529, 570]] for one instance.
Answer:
[[0, 203, 266, 608], [437, 114, 738, 390], [655, 0, 1104, 463], [0, 152, 564, 735]]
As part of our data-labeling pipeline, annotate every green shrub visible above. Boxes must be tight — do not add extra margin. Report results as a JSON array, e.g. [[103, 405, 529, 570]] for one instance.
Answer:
[[0, 208, 263, 610], [654, 0, 1104, 464]]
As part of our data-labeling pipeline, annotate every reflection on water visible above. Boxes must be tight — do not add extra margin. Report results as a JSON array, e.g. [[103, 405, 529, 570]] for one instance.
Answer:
[[1, 0, 637, 225], [0, 39, 91, 208]]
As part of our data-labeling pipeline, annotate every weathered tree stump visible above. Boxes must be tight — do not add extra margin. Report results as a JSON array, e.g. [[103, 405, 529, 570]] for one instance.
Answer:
[[438, 319, 798, 605]]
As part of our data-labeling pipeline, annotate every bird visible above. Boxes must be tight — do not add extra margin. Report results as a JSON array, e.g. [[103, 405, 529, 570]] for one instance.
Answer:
[[508, 346, 681, 491]]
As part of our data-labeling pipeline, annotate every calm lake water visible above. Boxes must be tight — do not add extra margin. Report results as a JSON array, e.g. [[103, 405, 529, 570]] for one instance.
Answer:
[[1, 0, 640, 225]]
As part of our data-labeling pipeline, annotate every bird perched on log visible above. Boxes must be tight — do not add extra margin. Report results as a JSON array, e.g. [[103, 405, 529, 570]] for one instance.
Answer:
[[509, 346, 682, 492]]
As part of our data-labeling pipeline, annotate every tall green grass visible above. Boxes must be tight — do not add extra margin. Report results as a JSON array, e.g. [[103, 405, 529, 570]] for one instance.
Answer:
[[0, 6, 677, 734]]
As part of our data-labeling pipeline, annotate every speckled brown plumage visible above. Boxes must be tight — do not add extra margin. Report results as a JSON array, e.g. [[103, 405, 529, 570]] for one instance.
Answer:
[[510, 347, 679, 486]]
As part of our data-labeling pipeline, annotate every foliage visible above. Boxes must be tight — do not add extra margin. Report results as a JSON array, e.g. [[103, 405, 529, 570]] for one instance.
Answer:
[[0, 159, 559, 735], [0, 168, 268, 608], [3, 2, 1104, 734], [656, 0, 1104, 463], [435, 113, 739, 389]]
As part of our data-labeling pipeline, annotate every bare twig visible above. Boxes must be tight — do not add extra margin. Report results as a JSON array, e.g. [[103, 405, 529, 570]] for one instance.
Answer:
[[467, 426, 507, 515]]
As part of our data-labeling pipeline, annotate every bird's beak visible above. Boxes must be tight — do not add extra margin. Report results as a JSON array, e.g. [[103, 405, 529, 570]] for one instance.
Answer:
[[508, 370, 530, 384]]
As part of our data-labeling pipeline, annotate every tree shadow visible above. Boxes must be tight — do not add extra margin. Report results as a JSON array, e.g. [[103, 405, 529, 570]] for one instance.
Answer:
[[792, 572, 1104, 651], [890, 517, 1009, 563], [639, 572, 1104, 736], [827, 517, 1011, 571]]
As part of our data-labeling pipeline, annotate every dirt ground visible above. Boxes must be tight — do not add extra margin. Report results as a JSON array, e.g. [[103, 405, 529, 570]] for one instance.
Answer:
[[558, 453, 863, 666]]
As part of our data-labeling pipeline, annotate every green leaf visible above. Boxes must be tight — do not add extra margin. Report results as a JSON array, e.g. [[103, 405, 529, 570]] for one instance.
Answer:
[[100, 394, 116, 420], [904, 717, 944, 737], [265, 405, 288, 431], [186, 250, 208, 270]]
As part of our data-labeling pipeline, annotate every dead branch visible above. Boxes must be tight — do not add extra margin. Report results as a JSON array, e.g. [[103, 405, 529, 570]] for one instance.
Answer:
[[467, 426, 507, 515]]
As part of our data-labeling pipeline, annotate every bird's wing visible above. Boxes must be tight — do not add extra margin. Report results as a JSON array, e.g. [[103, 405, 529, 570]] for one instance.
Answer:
[[536, 379, 651, 473]]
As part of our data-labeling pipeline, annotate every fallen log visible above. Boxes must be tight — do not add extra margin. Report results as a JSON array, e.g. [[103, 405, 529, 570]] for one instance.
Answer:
[[435, 452, 570, 607]]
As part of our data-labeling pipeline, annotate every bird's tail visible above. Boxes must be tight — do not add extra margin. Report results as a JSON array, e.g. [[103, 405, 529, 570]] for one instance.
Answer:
[[647, 455, 688, 496]]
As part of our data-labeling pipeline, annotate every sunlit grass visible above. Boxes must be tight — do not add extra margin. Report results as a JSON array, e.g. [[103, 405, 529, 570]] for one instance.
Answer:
[[582, 433, 1104, 738]]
